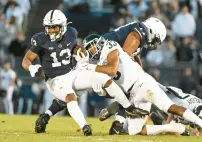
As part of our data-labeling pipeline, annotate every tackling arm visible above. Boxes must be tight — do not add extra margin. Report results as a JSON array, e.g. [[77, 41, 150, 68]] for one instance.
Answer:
[[94, 50, 119, 76], [134, 55, 143, 67], [22, 50, 38, 71], [122, 31, 141, 57]]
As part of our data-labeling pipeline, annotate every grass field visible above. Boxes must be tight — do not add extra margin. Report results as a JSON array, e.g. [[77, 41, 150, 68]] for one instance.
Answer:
[[0, 114, 202, 142]]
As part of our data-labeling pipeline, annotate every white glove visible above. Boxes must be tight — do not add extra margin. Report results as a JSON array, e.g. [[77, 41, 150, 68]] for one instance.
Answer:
[[92, 84, 105, 96], [87, 64, 97, 71], [28, 64, 41, 77], [75, 62, 88, 70], [73, 51, 89, 64]]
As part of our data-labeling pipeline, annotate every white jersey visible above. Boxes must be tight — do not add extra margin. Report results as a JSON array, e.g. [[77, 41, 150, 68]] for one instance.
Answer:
[[97, 40, 145, 92], [166, 86, 202, 111]]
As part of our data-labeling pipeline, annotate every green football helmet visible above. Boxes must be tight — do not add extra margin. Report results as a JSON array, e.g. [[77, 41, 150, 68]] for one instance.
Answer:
[[83, 34, 106, 61]]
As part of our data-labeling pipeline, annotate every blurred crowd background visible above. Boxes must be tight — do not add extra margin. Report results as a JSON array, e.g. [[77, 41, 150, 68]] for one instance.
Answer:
[[0, 0, 202, 117]]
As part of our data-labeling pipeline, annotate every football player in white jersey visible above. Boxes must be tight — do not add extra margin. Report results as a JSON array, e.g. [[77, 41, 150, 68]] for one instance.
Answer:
[[81, 34, 202, 135], [154, 84, 202, 126]]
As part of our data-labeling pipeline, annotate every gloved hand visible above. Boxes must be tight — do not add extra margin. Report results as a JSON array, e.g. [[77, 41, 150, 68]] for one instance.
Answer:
[[73, 47, 89, 64], [92, 84, 105, 96], [75, 62, 89, 70], [87, 64, 97, 71], [125, 105, 149, 118], [28, 64, 41, 77]]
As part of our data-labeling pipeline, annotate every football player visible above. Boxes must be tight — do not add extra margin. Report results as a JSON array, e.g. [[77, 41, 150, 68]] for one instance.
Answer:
[[23, 9, 148, 135], [82, 34, 202, 136], [151, 84, 202, 127], [100, 83, 202, 134], [34, 17, 165, 133]]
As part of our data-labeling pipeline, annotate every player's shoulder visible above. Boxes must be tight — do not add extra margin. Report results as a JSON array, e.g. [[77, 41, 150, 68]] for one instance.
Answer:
[[106, 40, 120, 48], [104, 40, 121, 53], [133, 22, 148, 38], [31, 32, 47, 46], [66, 26, 78, 37]]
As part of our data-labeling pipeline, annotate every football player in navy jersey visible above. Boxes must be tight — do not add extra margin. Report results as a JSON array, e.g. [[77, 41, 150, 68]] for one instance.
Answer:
[[33, 17, 167, 134], [23, 9, 148, 135], [102, 17, 166, 67]]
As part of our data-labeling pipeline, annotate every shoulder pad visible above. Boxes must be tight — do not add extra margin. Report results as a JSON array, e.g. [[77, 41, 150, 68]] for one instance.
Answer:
[[66, 26, 78, 38], [31, 32, 46, 47], [133, 22, 148, 47]]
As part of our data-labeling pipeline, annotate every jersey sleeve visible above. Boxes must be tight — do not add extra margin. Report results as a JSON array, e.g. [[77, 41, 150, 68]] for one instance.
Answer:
[[69, 27, 78, 39], [133, 23, 148, 47], [30, 34, 42, 54], [105, 40, 120, 54]]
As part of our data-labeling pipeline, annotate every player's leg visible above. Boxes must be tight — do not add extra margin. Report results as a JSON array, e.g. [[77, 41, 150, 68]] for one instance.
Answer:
[[140, 122, 186, 136], [74, 70, 149, 118], [35, 98, 66, 133], [150, 104, 168, 125], [47, 71, 92, 136], [142, 74, 202, 129]]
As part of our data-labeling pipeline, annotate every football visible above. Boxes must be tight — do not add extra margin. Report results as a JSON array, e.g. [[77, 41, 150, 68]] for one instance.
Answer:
[[73, 45, 88, 58]]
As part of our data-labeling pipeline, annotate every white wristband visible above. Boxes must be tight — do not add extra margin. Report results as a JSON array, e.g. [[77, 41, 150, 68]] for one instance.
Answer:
[[88, 64, 97, 71]]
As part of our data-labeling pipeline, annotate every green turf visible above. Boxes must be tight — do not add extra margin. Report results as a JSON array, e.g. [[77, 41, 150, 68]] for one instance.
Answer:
[[0, 114, 202, 142]]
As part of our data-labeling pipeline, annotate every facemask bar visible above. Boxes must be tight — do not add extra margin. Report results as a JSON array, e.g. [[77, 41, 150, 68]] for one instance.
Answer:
[[146, 32, 161, 50], [86, 37, 105, 61], [44, 25, 64, 42]]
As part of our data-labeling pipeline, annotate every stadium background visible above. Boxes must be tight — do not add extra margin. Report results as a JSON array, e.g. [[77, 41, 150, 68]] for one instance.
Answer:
[[0, 0, 202, 117]]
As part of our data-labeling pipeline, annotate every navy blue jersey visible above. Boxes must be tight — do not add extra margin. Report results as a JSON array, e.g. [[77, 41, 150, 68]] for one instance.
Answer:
[[30, 26, 77, 79], [102, 22, 148, 51]]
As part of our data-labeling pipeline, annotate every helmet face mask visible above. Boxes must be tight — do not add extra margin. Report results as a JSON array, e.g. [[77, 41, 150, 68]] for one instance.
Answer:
[[83, 35, 105, 61], [44, 25, 63, 41], [43, 10, 67, 42]]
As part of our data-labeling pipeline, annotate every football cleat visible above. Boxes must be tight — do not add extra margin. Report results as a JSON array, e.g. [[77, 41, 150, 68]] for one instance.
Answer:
[[35, 113, 50, 133], [125, 105, 149, 118], [109, 121, 126, 135], [99, 101, 119, 121], [82, 125, 92, 136]]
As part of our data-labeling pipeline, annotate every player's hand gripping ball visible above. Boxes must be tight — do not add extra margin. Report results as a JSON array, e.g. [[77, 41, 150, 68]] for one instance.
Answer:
[[73, 45, 89, 63]]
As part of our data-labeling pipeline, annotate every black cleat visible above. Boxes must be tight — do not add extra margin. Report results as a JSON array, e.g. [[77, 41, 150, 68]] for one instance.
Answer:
[[99, 101, 119, 121], [82, 125, 92, 136], [125, 105, 149, 118], [109, 121, 125, 135], [35, 113, 50, 133]]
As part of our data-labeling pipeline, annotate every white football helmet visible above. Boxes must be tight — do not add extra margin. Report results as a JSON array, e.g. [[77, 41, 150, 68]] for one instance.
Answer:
[[43, 9, 67, 41], [143, 17, 166, 49]]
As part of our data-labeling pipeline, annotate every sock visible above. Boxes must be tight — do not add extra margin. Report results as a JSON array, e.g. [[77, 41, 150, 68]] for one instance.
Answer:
[[146, 123, 185, 135], [105, 82, 130, 108], [67, 101, 87, 128], [45, 110, 53, 117], [45, 99, 66, 116], [183, 109, 202, 128]]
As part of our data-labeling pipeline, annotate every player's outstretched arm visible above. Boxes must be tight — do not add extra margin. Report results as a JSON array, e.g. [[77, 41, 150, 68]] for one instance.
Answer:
[[22, 50, 38, 71]]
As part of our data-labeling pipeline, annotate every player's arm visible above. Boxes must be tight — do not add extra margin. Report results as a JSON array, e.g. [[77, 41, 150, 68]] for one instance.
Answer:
[[94, 50, 119, 76], [166, 113, 174, 124], [22, 50, 38, 71], [134, 55, 143, 67], [122, 31, 141, 57]]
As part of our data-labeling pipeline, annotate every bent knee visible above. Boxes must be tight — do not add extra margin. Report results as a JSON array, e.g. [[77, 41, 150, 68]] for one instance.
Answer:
[[65, 93, 77, 103]]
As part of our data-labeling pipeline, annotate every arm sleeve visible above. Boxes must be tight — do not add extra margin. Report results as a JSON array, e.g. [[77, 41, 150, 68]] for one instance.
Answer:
[[30, 34, 41, 54]]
